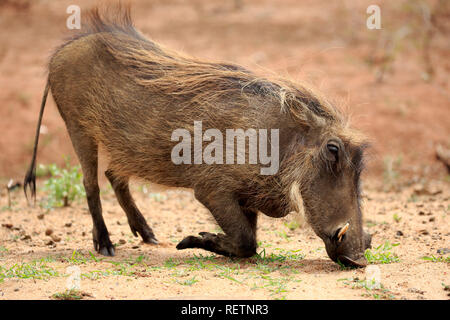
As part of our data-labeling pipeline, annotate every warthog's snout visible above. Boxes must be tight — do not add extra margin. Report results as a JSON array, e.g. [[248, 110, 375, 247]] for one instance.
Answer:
[[324, 225, 372, 268]]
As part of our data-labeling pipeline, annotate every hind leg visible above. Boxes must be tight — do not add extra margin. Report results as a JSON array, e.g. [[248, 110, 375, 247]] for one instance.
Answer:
[[66, 126, 114, 256], [105, 169, 158, 244], [177, 190, 257, 258]]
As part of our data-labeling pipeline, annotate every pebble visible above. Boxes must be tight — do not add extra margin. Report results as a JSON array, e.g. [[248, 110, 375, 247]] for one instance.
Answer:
[[413, 185, 442, 196], [45, 229, 53, 236], [437, 248, 450, 254], [408, 288, 425, 295], [65, 222, 72, 227], [119, 239, 126, 245], [37, 214, 44, 220], [50, 234, 61, 242], [396, 230, 404, 236], [20, 235, 31, 241]]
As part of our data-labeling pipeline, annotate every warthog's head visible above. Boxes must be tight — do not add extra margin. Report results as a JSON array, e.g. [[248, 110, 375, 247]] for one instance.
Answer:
[[289, 131, 371, 267], [282, 96, 372, 267]]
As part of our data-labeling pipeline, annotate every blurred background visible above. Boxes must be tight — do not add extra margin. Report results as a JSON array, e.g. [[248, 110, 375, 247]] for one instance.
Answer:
[[0, 0, 449, 188]]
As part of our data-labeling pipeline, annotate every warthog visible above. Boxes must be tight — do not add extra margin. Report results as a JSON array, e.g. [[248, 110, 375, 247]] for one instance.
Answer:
[[24, 5, 371, 267]]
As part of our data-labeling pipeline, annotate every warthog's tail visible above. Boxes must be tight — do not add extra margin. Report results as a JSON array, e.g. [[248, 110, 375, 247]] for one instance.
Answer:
[[24, 79, 50, 205]]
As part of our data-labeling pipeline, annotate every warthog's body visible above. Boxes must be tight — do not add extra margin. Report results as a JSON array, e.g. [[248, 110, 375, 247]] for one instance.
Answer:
[[25, 6, 371, 266]]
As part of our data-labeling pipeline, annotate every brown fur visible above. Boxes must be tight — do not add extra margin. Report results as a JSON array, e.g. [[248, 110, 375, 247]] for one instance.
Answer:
[[24, 4, 371, 264]]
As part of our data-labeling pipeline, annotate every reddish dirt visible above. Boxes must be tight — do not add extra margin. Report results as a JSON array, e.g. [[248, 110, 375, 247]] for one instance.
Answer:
[[0, 181, 449, 300], [0, 0, 448, 300]]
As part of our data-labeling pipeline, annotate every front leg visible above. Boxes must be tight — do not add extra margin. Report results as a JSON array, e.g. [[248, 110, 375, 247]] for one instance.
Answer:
[[176, 190, 258, 258]]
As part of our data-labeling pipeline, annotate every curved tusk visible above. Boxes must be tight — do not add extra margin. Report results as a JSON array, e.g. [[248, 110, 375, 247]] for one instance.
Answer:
[[337, 223, 349, 242]]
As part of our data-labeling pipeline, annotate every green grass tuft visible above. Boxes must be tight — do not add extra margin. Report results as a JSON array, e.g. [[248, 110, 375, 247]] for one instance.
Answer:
[[421, 255, 449, 263], [40, 158, 85, 209], [0, 260, 59, 282], [365, 241, 400, 264]]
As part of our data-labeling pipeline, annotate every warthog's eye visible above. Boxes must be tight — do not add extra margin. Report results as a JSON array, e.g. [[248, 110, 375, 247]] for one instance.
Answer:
[[327, 142, 339, 162]]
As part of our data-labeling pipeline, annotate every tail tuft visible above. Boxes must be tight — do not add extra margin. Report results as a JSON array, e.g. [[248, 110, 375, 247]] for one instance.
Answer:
[[23, 164, 36, 205], [23, 80, 49, 206]]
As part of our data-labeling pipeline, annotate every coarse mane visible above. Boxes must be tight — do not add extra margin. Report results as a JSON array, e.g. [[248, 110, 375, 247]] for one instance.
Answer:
[[56, 4, 349, 130]]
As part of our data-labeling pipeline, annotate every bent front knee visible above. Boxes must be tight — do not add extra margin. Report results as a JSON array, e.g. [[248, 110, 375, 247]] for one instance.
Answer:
[[235, 240, 257, 258]]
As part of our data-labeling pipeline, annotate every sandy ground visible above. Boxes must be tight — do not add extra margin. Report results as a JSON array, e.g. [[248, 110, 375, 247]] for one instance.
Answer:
[[0, 0, 449, 300], [0, 180, 448, 300]]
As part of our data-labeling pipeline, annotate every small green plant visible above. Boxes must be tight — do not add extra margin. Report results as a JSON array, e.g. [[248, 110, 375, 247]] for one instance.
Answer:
[[0, 246, 8, 256], [0, 261, 59, 282], [256, 275, 300, 300], [365, 241, 400, 264], [41, 159, 85, 208], [365, 219, 378, 228], [176, 276, 199, 286], [421, 255, 450, 263], [164, 258, 180, 269], [215, 264, 244, 284], [261, 275, 289, 298], [393, 213, 401, 222], [251, 248, 304, 276], [254, 248, 304, 264], [52, 289, 89, 300], [338, 277, 394, 300], [183, 253, 217, 271], [148, 192, 167, 202], [105, 255, 149, 276], [274, 230, 291, 241], [64, 250, 101, 264], [284, 220, 300, 231]]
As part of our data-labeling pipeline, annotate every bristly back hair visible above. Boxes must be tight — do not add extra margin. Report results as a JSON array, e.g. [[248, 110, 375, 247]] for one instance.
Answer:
[[60, 3, 350, 134]]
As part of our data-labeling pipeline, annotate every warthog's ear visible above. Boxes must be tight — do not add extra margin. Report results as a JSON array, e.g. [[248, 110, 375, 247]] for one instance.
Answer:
[[290, 107, 327, 129], [282, 93, 327, 130], [304, 108, 327, 129]]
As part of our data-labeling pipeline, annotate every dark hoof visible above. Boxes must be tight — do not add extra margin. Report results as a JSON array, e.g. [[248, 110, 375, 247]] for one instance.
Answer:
[[176, 236, 200, 250], [140, 231, 158, 245], [99, 245, 115, 256], [131, 225, 158, 244], [143, 237, 159, 245], [93, 234, 115, 256]]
